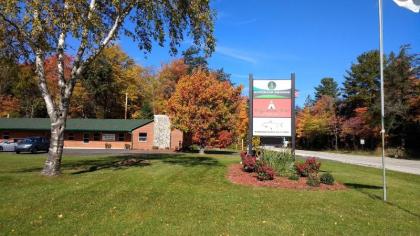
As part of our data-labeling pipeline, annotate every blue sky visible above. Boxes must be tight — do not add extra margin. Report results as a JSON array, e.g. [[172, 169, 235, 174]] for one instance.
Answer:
[[119, 0, 419, 106]]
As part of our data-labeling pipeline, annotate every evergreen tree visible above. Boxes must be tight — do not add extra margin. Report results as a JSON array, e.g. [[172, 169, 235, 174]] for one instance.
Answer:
[[314, 77, 339, 100], [383, 45, 419, 149], [342, 50, 381, 116]]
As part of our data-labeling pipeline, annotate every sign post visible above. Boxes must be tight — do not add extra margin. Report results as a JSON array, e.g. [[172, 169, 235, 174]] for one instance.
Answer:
[[291, 73, 296, 159], [249, 75, 295, 156], [248, 74, 254, 154]]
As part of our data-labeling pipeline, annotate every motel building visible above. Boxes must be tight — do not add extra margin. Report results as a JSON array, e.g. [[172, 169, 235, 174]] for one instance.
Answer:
[[0, 115, 184, 150]]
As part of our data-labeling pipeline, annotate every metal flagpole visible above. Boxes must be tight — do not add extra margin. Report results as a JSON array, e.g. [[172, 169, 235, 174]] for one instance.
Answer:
[[378, 0, 387, 201]]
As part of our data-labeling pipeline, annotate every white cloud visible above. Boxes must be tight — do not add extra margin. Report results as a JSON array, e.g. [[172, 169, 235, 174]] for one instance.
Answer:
[[216, 46, 257, 64]]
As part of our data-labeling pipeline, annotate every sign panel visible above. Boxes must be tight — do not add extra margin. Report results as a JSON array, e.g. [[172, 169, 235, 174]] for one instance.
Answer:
[[253, 80, 291, 99], [102, 133, 115, 141], [252, 79, 293, 137], [253, 99, 291, 118], [253, 118, 292, 136]]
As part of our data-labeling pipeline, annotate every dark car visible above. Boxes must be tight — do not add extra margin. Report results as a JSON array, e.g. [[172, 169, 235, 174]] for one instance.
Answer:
[[15, 137, 50, 154]]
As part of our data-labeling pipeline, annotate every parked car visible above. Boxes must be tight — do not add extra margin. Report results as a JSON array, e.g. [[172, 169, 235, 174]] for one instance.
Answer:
[[0, 140, 17, 152], [15, 137, 50, 154]]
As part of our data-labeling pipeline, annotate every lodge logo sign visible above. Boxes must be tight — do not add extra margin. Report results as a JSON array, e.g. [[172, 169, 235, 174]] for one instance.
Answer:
[[268, 81, 276, 90], [252, 79, 293, 137]]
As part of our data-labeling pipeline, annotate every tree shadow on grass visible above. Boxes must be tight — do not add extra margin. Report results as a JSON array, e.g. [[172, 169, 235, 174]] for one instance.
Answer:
[[14, 153, 221, 174], [345, 182, 420, 219], [344, 183, 382, 189], [181, 149, 238, 155]]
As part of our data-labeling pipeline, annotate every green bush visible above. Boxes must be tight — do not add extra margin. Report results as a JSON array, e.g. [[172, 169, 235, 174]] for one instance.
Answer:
[[306, 172, 320, 187], [261, 149, 295, 176], [320, 172, 335, 185], [288, 174, 300, 181]]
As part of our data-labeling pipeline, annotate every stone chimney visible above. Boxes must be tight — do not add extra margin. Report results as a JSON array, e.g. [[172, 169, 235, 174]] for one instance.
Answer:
[[153, 115, 171, 149]]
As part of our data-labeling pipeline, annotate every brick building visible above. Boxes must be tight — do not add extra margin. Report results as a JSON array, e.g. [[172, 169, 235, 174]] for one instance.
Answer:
[[0, 115, 184, 150]]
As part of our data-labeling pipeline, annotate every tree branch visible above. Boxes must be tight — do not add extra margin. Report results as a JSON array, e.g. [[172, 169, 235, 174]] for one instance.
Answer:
[[57, 2, 69, 100], [0, 12, 35, 49]]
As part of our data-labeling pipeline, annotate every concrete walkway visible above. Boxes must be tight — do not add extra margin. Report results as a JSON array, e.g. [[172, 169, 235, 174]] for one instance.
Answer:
[[294, 150, 420, 176]]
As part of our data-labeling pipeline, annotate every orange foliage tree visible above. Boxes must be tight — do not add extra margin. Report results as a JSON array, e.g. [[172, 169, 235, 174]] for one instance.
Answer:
[[0, 95, 20, 117], [153, 59, 189, 114], [296, 95, 342, 149], [168, 69, 242, 152]]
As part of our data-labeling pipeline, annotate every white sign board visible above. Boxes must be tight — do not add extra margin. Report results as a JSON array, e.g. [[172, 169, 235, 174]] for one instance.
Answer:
[[360, 139, 365, 145], [102, 133, 115, 141], [253, 118, 291, 136]]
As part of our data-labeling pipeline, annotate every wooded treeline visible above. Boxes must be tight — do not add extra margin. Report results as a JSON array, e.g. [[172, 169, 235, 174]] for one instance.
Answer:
[[0, 45, 248, 149], [296, 46, 420, 157]]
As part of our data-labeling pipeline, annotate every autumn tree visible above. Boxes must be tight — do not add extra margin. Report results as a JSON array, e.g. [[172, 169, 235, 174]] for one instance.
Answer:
[[168, 69, 242, 154], [296, 95, 342, 149], [79, 45, 148, 119], [0, 0, 215, 176], [153, 59, 189, 114]]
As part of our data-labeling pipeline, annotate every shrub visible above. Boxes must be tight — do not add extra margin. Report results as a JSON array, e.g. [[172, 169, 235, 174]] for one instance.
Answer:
[[288, 174, 300, 181], [306, 157, 321, 173], [320, 172, 335, 185], [261, 149, 295, 176], [307, 172, 320, 187], [124, 144, 131, 150], [256, 162, 275, 181], [294, 157, 321, 177], [241, 154, 257, 172], [105, 143, 112, 149], [294, 161, 309, 177]]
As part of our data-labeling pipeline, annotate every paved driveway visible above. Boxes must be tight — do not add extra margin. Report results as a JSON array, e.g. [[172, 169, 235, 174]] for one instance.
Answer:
[[295, 150, 420, 176]]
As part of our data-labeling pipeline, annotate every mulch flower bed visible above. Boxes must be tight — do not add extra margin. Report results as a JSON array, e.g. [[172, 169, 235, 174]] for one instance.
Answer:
[[227, 164, 346, 191]]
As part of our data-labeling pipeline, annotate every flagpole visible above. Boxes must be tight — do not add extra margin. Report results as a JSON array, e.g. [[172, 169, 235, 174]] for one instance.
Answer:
[[378, 0, 387, 201]]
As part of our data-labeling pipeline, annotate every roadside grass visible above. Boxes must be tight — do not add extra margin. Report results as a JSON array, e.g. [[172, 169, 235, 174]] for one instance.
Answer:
[[1, 152, 420, 235]]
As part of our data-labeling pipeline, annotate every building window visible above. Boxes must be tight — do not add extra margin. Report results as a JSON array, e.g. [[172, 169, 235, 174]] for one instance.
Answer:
[[3, 131, 10, 140], [139, 133, 147, 142], [67, 132, 74, 140], [93, 133, 100, 141], [102, 133, 115, 141], [118, 133, 125, 141], [83, 133, 89, 143]]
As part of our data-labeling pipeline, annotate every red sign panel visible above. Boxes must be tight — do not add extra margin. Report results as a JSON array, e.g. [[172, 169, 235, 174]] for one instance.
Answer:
[[253, 99, 291, 118]]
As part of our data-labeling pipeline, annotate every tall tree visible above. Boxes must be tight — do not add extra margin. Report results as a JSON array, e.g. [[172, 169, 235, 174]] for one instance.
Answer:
[[383, 45, 419, 149], [0, 0, 215, 176], [314, 77, 339, 100], [342, 50, 381, 116], [153, 59, 189, 114], [168, 69, 242, 154]]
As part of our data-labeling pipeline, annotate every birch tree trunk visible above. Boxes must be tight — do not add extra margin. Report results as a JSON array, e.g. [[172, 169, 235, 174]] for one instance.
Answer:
[[42, 117, 66, 175]]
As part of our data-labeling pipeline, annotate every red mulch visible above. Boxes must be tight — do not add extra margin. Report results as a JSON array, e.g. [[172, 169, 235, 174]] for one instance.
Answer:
[[227, 164, 346, 191]]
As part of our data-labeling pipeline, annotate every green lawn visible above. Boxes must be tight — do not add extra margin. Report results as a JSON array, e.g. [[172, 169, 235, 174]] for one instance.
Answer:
[[1, 152, 420, 235]]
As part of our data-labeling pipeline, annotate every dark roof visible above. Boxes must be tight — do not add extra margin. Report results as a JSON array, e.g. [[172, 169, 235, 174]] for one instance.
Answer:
[[0, 118, 153, 132]]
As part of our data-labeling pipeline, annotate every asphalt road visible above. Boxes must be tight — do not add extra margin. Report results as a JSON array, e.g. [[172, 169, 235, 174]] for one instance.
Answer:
[[295, 149, 420, 176]]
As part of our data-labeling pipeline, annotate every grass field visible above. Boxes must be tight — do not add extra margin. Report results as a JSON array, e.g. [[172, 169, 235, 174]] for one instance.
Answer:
[[1, 152, 419, 235]]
